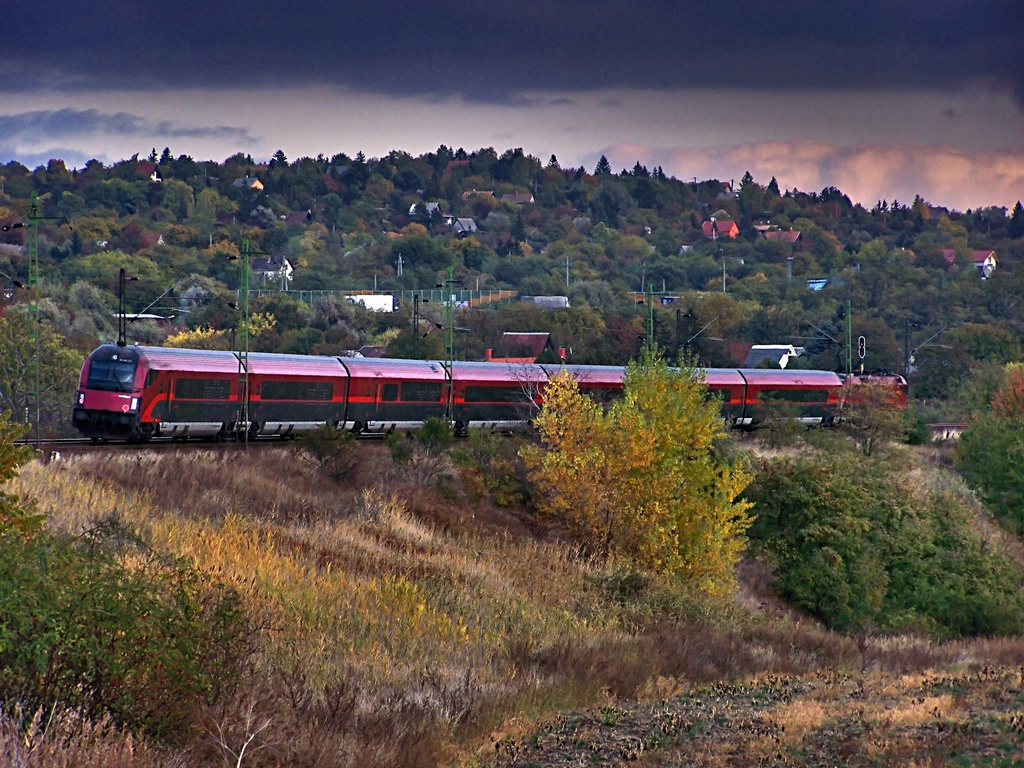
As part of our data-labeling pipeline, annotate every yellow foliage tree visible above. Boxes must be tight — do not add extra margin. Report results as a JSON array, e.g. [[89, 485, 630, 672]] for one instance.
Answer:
[[243, 312, 276, 339], [164, 326, 230, 350], [522, 350, 753, 596]]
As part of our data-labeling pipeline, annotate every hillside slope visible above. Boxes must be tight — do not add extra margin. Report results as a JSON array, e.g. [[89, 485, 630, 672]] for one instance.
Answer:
[[8, 439, 1024, 767]]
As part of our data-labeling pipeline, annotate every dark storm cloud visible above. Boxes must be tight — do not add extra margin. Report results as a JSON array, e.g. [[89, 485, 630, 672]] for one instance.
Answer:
[[5, 1, 1022, 102], [0, 110, 145, 138], [0, 109, 257, 167], [0, 109, 255, 143]]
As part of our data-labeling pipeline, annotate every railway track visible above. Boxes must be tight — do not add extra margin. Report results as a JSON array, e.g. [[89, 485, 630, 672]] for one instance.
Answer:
[[15, 434, 302, 455]]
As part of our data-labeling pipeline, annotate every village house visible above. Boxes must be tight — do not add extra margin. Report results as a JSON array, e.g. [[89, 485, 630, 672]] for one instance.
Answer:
[[702, 214, 739, 239], [941, 249, 997, 278], [232, 175, 264, 191]]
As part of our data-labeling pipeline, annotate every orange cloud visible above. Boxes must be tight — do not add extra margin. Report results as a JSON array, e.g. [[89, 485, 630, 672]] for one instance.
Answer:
[[607, 140, 1024, 211]]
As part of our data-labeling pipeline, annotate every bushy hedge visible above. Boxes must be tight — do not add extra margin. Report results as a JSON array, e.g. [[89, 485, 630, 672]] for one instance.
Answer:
[[956, 413, 1024, 535], [745, 449, 1024, 638], [0, 414, 251, 744], [0, 519, 251, 744]]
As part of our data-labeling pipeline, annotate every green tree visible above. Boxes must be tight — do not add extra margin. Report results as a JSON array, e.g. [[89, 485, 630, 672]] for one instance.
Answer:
[[747, 449, 1024, 637], [0, 310, 84, 436], [840, 379, 906, 456], [957, 412, 1024, 533], [593, 155, 612, 175], [522, 350, 752, 596], [0, 414, 37, 535], [946, 323, 1022, 367], [1009, 200, 1024, 239], [159, 178, 196, 220], [956, 366, 1024, 533], [186, 188, 235, 229]]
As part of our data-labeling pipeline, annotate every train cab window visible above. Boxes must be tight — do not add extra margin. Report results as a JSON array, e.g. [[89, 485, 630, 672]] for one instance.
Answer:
[[86, 359, 137, 393], [174, 378, 231, 400], [145, 369, 157, 388], [400, 382, 442, 402], [261, 380, 334, 400], [381, 383, 399, 402]]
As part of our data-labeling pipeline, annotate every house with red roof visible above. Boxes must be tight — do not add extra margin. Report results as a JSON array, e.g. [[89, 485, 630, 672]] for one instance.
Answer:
[[484, 332, 564, 363], [941, 249, 997, 278], [702, 216, 739, 239]]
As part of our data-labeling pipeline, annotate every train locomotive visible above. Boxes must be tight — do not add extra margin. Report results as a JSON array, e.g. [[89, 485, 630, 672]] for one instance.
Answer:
[[73, 344, 845, 442]]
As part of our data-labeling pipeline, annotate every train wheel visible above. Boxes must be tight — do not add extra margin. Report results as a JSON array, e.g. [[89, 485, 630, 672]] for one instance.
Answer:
[[454, 420, 468, 438], [351, 421, 363, 436]]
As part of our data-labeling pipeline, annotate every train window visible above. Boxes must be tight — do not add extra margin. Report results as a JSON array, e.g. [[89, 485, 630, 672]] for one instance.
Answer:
[[175, 378, 231, 400], [381, 383, 399, 401], [400, 382, 442, 402], [145, 370, 157, 388], [758, 388, 828, 404], [86, 359, 137, 393], [261, 380, 334, 400], [465, 386, 524, 403]]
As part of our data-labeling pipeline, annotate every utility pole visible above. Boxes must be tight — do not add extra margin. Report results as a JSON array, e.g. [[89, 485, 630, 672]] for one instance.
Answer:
[[412, 293, 420, 360], [117, 268, 139, 347], [845, 299, 853, 376], [444, 266, 456, 419], [646, 284, 655, 350], [228, 240, 255, 448], [240, 240, 250, 448], [904, 320, 913, 378], [28, 192, 40, 446]]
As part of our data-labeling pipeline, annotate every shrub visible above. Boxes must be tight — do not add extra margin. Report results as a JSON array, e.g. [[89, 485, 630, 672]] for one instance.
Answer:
[[0, 422, 251, 744], [452, 429, 530, 507], [746, 449, 1024, 638], [296, 423, 359, 481], [956, 413, 1024, 534], [0, 517, 252, 744]]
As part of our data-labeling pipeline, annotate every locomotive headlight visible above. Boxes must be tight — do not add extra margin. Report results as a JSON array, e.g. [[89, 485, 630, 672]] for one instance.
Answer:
[[77, 392, 85, 405], [130, 398, 139, 412]]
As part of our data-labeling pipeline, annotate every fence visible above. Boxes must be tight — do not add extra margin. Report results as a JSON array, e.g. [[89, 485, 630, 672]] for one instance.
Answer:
[[243, 289, 519, 309]]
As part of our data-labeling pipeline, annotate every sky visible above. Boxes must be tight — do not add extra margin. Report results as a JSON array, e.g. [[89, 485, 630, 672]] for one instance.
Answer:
[[2, 1, 1022, 212]]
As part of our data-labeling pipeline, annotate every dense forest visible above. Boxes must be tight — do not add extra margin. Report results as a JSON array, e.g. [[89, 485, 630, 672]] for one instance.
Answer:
[[2, 145, 1024, 431]]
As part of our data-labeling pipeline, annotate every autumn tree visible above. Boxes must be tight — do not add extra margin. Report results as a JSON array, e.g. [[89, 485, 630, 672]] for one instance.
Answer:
[[522, 350, 752, 596]]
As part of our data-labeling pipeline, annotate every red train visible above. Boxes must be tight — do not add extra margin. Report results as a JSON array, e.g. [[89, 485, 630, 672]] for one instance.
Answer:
[[72, 345, 845, 442]]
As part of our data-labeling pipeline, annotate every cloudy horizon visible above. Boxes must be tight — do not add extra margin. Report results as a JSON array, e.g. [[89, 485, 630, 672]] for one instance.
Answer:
[[2, 1, 1022, 212]]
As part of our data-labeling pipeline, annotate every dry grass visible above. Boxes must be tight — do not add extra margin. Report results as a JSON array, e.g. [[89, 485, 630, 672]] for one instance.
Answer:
[[0, 707, 175, 768], [9, 445, 1024, 767]]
